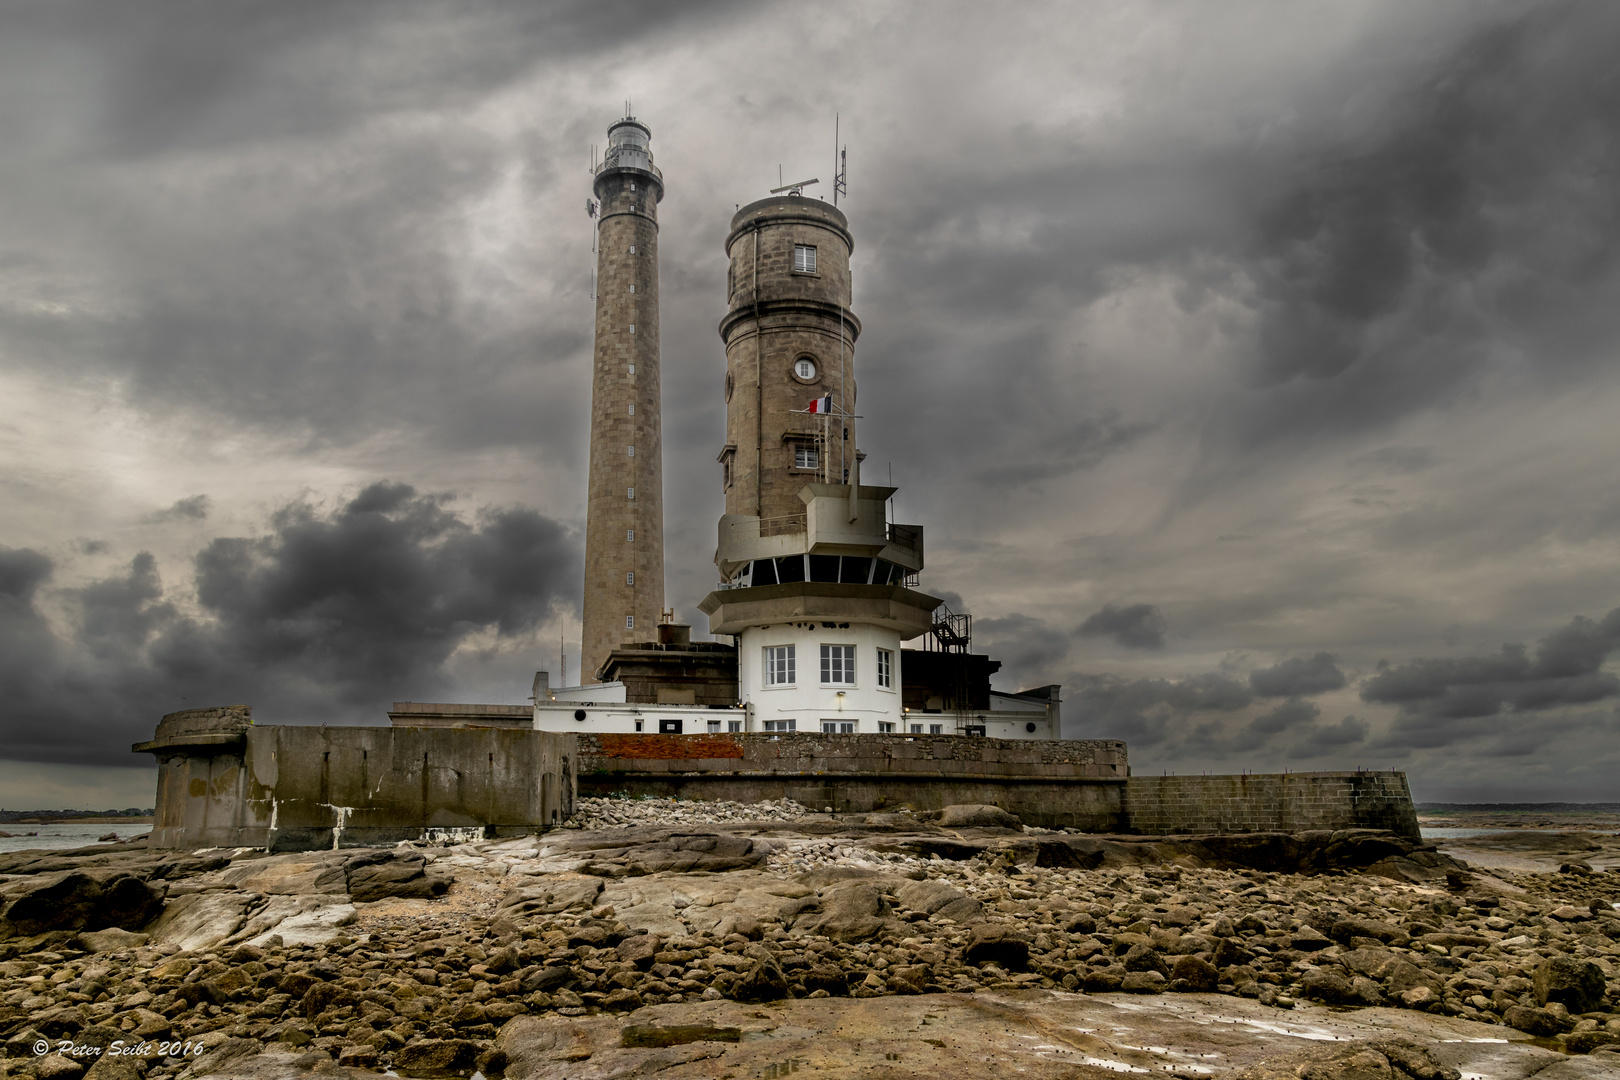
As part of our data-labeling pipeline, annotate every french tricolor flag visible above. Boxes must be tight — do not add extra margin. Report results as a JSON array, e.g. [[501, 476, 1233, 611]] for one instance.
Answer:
[[806, 394, 832, 414]]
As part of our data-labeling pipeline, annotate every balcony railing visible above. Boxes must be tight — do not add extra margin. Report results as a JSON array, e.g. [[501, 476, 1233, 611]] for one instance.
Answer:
[[596, 147, 663, 182], [887, 523, 922, 552]]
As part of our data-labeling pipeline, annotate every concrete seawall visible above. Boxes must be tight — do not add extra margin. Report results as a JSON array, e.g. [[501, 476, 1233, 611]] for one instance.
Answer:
[[136, 707, 578, 850]]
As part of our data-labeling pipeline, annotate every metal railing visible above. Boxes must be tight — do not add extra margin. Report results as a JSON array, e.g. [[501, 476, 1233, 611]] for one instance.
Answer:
[[597, 147, 663, 182], [758, 513, 807, 537]]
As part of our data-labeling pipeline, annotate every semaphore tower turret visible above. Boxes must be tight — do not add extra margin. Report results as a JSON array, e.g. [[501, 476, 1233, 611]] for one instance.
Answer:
[[581, 115, 665, 681]]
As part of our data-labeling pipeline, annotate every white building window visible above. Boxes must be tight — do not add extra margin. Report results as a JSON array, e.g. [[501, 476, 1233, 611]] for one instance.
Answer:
[[821, 720, 855, 734], [707, 720, 721, 733], [765, 645, 796, 687], [794, 445, 818, 469], [728, 720, 742, 732], [794, 244, 817, 273], [929, 723, 944, 735], [634, 719, 644, 732], [910, 723, 923, 734], [764, 719, 795, 732], [878, 721, 895, 733], [876, 649, 893, 688], [626, 616, 634, 629], [820, 644, 855, 685]]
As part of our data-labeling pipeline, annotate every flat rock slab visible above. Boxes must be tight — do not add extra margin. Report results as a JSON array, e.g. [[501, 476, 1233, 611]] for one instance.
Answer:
[[483, 990, 1571, 1080]]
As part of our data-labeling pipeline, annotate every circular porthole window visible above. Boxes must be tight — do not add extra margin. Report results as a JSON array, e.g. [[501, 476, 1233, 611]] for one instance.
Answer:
[[793, 357, 818, 381], [1025, 722, 1038, 733]]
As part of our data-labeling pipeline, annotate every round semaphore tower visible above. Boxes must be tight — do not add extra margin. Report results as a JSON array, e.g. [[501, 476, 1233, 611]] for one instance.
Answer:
[[581, 116, 665, 682], [701, 192, 938, 734]]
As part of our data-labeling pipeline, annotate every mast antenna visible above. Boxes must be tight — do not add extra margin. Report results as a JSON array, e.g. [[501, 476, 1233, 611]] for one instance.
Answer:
[[833, 115, 848, 207]]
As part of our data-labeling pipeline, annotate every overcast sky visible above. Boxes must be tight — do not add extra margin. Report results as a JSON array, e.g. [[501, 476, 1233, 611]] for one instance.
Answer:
[[3, 0, 1619, 806]]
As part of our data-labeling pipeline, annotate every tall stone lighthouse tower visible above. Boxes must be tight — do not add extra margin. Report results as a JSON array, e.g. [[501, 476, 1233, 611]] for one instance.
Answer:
[[700, 193, 938, 733], [581, 116, 665, 681]]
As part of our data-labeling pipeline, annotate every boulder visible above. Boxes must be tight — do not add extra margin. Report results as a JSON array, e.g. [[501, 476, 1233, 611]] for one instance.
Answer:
[[734, 959, 791, 1002], [1122, 942, 1168, 975], [1533, 956, 1607, 1014], [0, 872, 164, 937], [615, 934, 663, 970], [1300, 968, 1358, 1005], [938, 805, 1023, 830], [801, 964, 850, 996], [394, 1038, 479, 1078], [793, 881, 894, 942], [344, 852, 448, 902], [964, 924, 1030, 970], [892, 879, 983, 923], [1169, 955, 1219, 992], [1121, 970, 1166, 994], [1503, 1005, 1571, 1037]]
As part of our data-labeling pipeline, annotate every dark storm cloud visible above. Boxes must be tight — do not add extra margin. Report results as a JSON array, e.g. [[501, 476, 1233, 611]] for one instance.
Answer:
[[0, 484, 578, 766], [1077, 603, 1166, 650], [1292, 715, 1370, 757], [1248, 698, 1320, 736], [1362, 607, 1620, 747], [973, 613, 1071, 680], [1069, 671, 1252, 745], [1249, 652, 1346, 697], [973, 411, 1155, 486], [1230, 4, 1620, 434], [4, 0, 752, 155], [0, 0, 752, 457]]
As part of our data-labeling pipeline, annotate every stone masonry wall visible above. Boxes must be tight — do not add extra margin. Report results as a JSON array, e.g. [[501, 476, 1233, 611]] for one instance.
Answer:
[[576, 732, 1129, 829], [1123, 771, 1422, 841], [722, 197, 860, 522]]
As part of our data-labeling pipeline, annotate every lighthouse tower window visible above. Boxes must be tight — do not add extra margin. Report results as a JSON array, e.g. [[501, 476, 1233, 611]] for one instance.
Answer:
[[794, 445, 818, 469], [793, 244, 817, 273]]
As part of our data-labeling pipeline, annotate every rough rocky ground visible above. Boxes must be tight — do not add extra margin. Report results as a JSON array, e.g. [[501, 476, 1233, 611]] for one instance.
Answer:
[[0, 796, 1616, 1079]]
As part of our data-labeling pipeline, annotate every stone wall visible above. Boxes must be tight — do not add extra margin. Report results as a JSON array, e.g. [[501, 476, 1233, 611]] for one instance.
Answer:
[[575, 735, 1420, 839], [1123, 772, 1421, 841], [139, 718, 577, 851], [577, 732, 1129, 829]]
